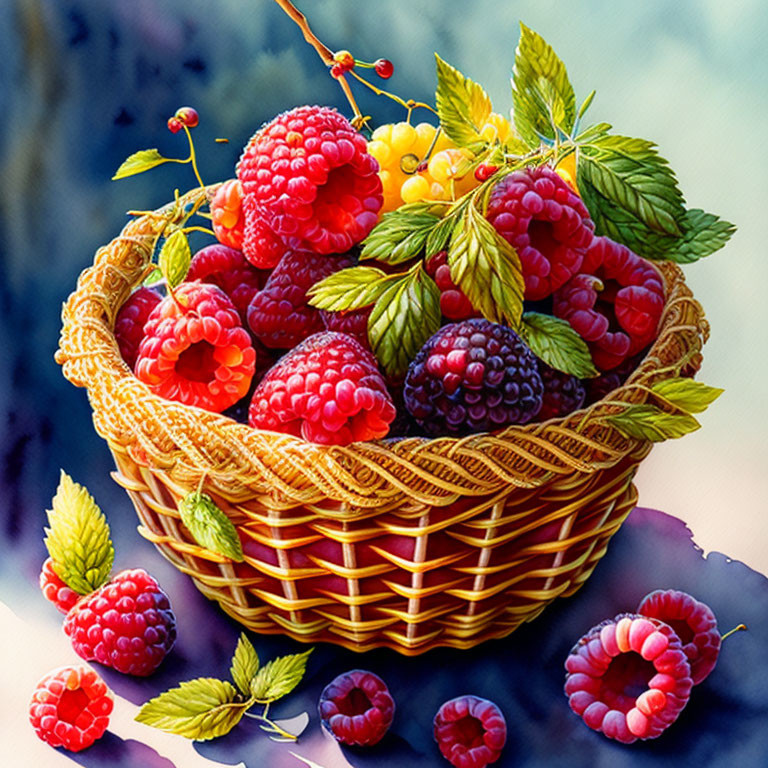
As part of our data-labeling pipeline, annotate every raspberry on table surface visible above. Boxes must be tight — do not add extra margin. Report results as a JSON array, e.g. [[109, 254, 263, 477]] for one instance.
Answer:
[[433, 695, 507, 768], [114, 287, 162, 370], [39, 557, 80, 614]]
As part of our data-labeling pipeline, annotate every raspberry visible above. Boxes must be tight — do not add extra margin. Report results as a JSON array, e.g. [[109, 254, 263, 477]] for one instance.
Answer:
[[187, 244, 267, 323], [248, 331, 396, 445], [564, 613, 693, 743], [403, 319, 543, 436], [29, 665, 113, 752], [39, 557, 80, 614], [486, 165, 595, 300], [637, 590, 721, 685], [241, 194, 290, 268], [318, 669, 395, 746], [433, 695, 507, 768], [321, 305, 372, 350], [237, 105, 382, 256], [425, 251, 479, 321], [247, 249, 355, 349], [135, 282, 256, 412], [114, 287, 162, 370], [553, 236, 665, 370], [63, 568, 176, 677], [210, 179, 246, 251], [537, 364, 586, 420]]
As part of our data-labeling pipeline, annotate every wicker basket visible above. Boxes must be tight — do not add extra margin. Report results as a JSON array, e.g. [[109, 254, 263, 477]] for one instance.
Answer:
[[56, 187, 708, 655]]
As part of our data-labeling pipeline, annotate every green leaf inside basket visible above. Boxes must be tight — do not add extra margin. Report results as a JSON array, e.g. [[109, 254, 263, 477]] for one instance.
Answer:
[[178, 491, 244, 562]]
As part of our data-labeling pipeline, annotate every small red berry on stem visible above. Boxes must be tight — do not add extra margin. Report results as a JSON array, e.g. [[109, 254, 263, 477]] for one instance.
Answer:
[[167, 117, 183, 134], [175, 106, 199, 128], [374, 58, 394, 78], [475, 163, 499, 182], [332, 50, 355, 73]]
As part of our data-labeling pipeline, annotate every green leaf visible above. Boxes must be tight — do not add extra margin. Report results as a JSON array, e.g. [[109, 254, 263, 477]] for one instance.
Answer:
[[135, 678, 249, 740], [112, 149, 169, 180], [578, 134, 685, 236], [521, 312, 599, 378], [434, 54, 493, 149], [512, 23, 576, 148], [307, 266, 398, 312], [650, 209, 735, 264], [360, 204, 441, 264], [178, 491, 244, 562], [142, 267, 164, 287], [230, 633, 259, 697], [368, 268, 442, 378], [448, 204, 524, 328], [44, 471, 114, 595], [158, 230, 191, 289], [425, 210, 461, 256], [250, 649, 313, 703], [607, 404, 701, 442], [651, 378, 723, 413]]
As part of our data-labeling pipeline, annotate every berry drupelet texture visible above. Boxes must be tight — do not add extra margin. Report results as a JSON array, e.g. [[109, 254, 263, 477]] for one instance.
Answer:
[[433, 695, 507, 768], [537, 363, 586, 420], [114, 287, 162, 370], [39, 557, 80, 614]]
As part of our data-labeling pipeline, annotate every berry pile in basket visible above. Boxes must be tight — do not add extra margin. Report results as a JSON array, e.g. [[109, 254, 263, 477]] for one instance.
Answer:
[[112, 23, 732, 447]]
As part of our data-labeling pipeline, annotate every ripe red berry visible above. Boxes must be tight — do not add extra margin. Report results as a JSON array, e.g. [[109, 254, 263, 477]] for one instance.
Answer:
[[321, 305, 372, 350], [330, 64, 345, 79], [29, 665, 113, 752], [424, 250, 479, 320], [167, 117, 183, 134], [374, 58, 394, 79], [474, 163, 499, 182], [332, 50, 355, 73], [433, 695, 507, 768], [210, 179, 246, 251], [39, 557, 80, 614], [114, 287, 162, 370], [175, 106, 199, 128]]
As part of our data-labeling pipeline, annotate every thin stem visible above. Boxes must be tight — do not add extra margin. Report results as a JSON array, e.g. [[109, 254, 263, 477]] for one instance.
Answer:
[[183, 225, 217, 237], [721, 623, 747, 641], [349, 70, 437, 115], [183, 126, 205, 189]]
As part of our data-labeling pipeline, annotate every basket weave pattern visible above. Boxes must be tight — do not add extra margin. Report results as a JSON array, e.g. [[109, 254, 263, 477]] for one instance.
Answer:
[[56, 188, 709, 654]]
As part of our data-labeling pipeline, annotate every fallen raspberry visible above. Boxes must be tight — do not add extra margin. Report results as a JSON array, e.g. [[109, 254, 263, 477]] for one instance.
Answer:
[[537, 364, 586, 420], [433, 695, 507, 768], [248, 331, 396, 445], [39, 557, 80, 614], [564, 613, 693, 743], [29, 665, 113, 752], [486, 165, 594, 300], [64, 568, 176, 677], [135, 282, 256, 412], [404, 319, 543, 436], [210, 179, 246, 251], [321, 305, 372, 350], [247, 249, 355, 349], [114, 287, 162, 370], [425, 250, 479, 321], [318, 669, 395, 746], [237, 105, 382, 256], [637, 590, 721, 685]]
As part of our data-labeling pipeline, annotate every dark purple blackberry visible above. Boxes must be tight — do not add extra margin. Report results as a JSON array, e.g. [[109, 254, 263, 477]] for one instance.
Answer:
[[538, 364, 586, 420], [403, 319, 544, 436], [584, 351, 645, 405]]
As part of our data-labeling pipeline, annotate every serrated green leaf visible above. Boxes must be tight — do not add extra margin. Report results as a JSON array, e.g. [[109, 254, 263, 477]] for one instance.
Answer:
[[136, 678, 248, 740], [521, 312, 599, 378], [307, 266, 398, 312], [178, 491, 244, 562], [512, 23, 576, 148], [230, 633, 259, 697], [44, 471, 114, 595], [360, 204, 440, 264], [250, 649, 313, 703], [434, 54, 493, 149], [575, 122, 612, 144], [112, 148, 169, 180], [158, 230, 191, 289], [368, 267, 442, 378], [425, 213, 459, 256], [607, 404, 700, 442], [650, 209, 735, 264], [651, 378, 723, 413], [448, 204, 524, 328]]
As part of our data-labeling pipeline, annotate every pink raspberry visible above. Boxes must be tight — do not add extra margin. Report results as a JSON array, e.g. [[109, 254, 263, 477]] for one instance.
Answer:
[[39, 557, 80, 614], [237, 105, 382, 257], [425, 250, 479, 320], [486, 165, 594, 300], [318, 669, 395, 746], [135, 282, 256, 412], [321, 306, 372, 350], [210, 179, 245, 251], [29, 665, 113, 752], [63, 568, 176, 677], [564, 613, 693, 743], [248, 331, 396, 445], [433, 695, 507, 768], [637, 590, 721, 685], [114, 287, 162, 370], [247, 249, 355, 349]]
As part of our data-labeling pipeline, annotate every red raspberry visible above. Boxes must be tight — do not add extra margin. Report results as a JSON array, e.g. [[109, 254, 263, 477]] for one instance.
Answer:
[[321, 305, 372, 350], [247, 249, 355, 349], [241, 194, 290, 268], [248, 331, 396, 445], [486, 165, 594, 300], [637, 590, 721, 685], [318, 669, 395, 746], [63, 568, 176, 677], [425, 251, 479, 321], [564, 613, 693, 743], [39, 557, 80, 614], [114, 287, 162, 370], [187, 244, 268, 323], [29, 665, 113, 752], [537, 364, 586, 420], [210, 179, 246, 251], [237, 105, 382, 256], [553, 236, 665, 370], [135, 282, 256, 412], [433, 695, 507, 768]]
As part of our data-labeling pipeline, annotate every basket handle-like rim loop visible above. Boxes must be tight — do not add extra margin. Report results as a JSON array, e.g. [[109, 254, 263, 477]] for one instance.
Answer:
[[56, 186, 709, 510]]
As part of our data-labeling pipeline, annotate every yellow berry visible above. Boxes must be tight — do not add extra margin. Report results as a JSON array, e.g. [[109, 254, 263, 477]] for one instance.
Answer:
[[428, 149, 472, 184], [414, 122, 438, 153], [430, 181, 449, 200], [367, 139, 392, 167], [400, 175, 431, 203], [371, 124, 393, 144], [555, 152, 579, 192], [484, 112, 511, 143], [390, 122, 417, 154]]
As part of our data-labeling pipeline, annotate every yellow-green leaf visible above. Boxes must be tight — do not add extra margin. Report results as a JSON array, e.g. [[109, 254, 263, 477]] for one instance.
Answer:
[[651, 378, 723, 413], [178, 492, 244, 562], [307, 266, 398, 312], [521, 312, 599, 378], [159, 230, 192, 289], [112, 149, 168, 180], [360, 204, 441, 264], [435, 54, 492, 149], [230, 633, 259, 697], [250, 649, 313, 703], [607, 404, 700, 442]]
